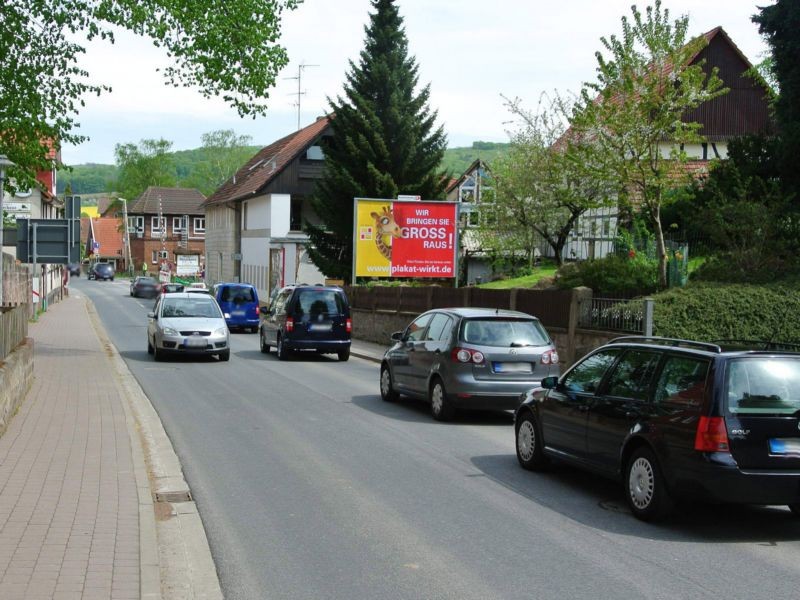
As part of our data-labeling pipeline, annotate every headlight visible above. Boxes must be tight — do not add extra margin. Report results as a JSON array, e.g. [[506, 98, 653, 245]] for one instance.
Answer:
[[213, 327, 228, 336], [163, 327, 179, 336], [223, 312, 231, 319]]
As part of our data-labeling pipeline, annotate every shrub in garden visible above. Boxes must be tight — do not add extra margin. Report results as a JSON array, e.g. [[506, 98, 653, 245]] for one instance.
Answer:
[[555, 253, 658, 296]]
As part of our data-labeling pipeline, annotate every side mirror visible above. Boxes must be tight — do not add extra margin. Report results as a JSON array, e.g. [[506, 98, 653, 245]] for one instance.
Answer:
[[259, 306, 271, 315], [540, 376, 558, 389], [147, 311, 156, 319], [391, 331, 404, 342]]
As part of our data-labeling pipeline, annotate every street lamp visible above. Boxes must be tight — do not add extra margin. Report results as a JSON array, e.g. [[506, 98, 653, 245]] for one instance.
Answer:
[[0, 154, 17, 308]]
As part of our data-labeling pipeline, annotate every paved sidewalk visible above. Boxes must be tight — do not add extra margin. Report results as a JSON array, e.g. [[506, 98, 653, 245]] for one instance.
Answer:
[[350, 338, 389, 363], [0, 297, 146, 599]]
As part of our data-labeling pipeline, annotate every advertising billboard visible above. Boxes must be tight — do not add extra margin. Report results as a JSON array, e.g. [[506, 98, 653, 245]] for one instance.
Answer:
[[353, 199, 458, 279]]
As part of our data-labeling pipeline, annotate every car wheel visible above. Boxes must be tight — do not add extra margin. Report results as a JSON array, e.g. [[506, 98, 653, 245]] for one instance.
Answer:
[[219, 350, 230, 362], [516, 412, 548, 470], [259, 331, 270, 354], [110, 277, 114, 281], [153, 341, 163, 362], [379, 364, 399, 402], [429, 378, 454, 422], [338, 347, 350, 362], [147, 338, 153, 355], [625, 447, 674, 522], [276, 335, 289, 361], [788, 503, 800, 516]]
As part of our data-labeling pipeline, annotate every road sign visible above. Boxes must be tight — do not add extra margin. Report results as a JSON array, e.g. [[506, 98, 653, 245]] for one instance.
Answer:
[[16, 218, 81, 264]]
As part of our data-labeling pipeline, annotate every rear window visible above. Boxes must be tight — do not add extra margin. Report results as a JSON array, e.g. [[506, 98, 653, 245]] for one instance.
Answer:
[[220, 286, 256, 303], [726, 357, 800, 415], [139, 277, 157, 284], [461, 318, 550, 348], [294, 289, 346, 318]]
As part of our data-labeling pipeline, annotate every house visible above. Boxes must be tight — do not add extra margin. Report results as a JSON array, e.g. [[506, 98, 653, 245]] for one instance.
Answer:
[[86, 217, 124, 270], [125, 186, 206, 277], [203, 116, 332, 298]]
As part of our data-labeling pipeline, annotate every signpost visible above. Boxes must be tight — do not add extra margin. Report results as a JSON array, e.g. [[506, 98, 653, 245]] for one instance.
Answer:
[[15, 195, 81, 265]]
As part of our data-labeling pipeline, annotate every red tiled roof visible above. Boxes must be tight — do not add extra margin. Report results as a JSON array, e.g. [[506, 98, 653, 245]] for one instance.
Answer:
[[97, 197, 115, 216], [128, 186, 206, 215], [204, 116, 332, 206], [89, 218, 124, 258]]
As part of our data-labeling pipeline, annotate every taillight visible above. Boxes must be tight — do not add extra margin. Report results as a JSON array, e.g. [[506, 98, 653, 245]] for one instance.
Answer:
[[255, 306, 260, 316], [694, 416, 729, 452], [541, 350, 559, 365], [345, 318, 352, 333], [451, 347, 485, 364], [286, 317, 294, 332]]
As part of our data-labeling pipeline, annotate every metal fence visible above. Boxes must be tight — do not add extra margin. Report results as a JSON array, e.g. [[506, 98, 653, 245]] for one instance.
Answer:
[[579, 297, 652, 334]]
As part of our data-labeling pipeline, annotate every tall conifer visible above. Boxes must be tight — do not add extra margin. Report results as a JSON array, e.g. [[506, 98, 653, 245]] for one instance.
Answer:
[[305, 0, 447, 280]]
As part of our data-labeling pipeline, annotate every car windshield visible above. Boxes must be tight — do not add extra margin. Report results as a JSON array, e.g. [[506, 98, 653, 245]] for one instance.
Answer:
[[161, 298, 221, 319], [461, 318, 550, 347], [726, 357, 800, 415]]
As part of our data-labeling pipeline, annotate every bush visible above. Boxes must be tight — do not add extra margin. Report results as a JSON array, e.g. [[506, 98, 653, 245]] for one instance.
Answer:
[[653, 282, 800, 343], [555, 254, 658, 297]]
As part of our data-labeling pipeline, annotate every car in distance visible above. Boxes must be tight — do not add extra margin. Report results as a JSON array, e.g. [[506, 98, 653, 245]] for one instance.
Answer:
[[185, 287, 212, 296], [147, 292, 230, 361], [130, 276, 160, 298], [259, 285, 351, 361], [514, 336, 800, 521], [160, 282, 185, 294], [213, 282, 261, 332], [68, 263, 81, 277], [380, 308, 559, 421], [88, 262, 115, 281]]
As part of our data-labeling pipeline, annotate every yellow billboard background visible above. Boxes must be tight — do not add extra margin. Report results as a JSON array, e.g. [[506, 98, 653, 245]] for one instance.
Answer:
[[354, 199, 394, 277]]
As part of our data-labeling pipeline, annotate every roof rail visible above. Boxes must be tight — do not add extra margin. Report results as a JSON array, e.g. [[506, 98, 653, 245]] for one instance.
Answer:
[[608, 336, 722, 353], [713, 339, 800, 352]]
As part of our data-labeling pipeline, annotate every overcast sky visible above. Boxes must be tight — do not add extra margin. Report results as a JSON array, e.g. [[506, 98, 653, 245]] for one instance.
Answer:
[[62, 0, 773, 166]]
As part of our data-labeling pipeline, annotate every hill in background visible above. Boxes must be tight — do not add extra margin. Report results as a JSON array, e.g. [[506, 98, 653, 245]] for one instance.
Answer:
[[57, 141, 510, 196]]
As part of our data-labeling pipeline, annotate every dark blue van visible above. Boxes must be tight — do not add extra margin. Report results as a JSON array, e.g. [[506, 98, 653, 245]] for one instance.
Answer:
[[212, 283, 261, 332]]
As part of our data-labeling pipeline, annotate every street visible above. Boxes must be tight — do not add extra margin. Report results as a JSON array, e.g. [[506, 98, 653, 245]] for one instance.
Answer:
[[75, 278, 800, 600]]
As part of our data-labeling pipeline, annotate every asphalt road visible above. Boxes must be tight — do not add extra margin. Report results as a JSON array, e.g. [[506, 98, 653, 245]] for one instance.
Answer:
[[74, 277, 800, 600]]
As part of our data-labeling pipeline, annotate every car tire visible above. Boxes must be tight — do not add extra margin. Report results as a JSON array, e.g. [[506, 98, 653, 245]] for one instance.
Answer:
[[153, 342, 163, 362], [219, 350, 230, 362], [147, 338, 154, 355], [380, 364, 399, 402], [259, 331, 270, 354], [276, 335, 290, 361], [429, 378, 455, 422], [625, 447, 674, 522], [516, 412, 548, 470], [338, 347, 350, 362]]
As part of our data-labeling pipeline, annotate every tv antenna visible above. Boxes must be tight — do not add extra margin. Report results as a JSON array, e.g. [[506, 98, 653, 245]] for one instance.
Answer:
[[285, 61, 319, 130]]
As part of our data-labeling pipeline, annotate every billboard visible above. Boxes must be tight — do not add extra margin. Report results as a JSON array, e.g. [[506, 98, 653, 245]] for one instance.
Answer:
[[353, 199, 458, 279]]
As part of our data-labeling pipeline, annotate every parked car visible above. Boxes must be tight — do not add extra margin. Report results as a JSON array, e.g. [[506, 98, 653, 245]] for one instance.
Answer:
[[68, 263, 81, 277], [213, 283, 260, 332], [88, 262, 115, 281], [514, 336, 800, 522], [130, 276, 160, 298], [147, 292, 230, 361], [259, 285, 351, 361], [160, 283, 184, 294], [380, 308, 559, 421]]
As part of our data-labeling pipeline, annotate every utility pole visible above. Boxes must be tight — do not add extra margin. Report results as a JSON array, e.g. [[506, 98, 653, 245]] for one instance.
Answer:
[[120, 197, 133, 275], [285, 62, 319, 130]]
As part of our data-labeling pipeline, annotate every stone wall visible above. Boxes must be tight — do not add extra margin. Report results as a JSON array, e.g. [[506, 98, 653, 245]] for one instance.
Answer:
[[0, 337, 34, 438]]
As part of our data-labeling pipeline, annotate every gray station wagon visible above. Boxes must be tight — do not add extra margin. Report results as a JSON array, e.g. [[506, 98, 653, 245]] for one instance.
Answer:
[[380, 308, 560, 420]]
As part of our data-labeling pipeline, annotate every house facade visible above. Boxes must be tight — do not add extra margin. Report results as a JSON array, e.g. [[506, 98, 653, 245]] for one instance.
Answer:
[[126, 186, 206, 277], [203, 117, 331, 299], [86, 217, 124, 270]]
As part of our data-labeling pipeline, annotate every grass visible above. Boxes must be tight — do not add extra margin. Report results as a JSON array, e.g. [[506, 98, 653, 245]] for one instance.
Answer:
[[477, 263, 559, 289]]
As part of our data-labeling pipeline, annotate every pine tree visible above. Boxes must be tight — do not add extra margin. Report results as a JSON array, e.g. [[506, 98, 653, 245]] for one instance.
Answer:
[[304, 0, 447, 280]]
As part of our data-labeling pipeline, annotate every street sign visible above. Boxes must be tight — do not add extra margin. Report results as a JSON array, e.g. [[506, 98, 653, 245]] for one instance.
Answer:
[[16, 218, 81, 264]]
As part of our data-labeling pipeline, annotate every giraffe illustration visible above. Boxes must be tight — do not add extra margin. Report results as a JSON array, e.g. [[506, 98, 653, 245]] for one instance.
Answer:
[[370, 206, 403, 261]]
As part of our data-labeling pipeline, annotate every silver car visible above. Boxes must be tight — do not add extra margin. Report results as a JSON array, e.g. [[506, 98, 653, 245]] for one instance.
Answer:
[[380, 308, 559, 421], [147, 293, 230, 361]]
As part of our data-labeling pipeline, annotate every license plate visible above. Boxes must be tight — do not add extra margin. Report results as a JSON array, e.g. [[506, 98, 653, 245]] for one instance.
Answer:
[[309, 323, 332, 332], [769, 438, 800, 455], [184, 337, 206, 348], [493, 362, 532, 374], [232, 310, 245, 316]]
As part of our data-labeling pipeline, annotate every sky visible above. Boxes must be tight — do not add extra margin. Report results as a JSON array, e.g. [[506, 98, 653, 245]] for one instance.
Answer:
[[61, 0, 774, 166]]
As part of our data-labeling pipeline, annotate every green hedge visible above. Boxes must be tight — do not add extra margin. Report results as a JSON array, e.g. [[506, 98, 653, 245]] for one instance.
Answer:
[[653, 282, 800, 343]]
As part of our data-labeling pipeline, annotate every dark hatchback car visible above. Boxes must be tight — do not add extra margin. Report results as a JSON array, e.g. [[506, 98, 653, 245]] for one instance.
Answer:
[[381, 308, 559, 421], [68, 263, 81, 277], [259, 285, 351, 361], [88, 262, 115, 281], [130, 276, 160, 298], [213, 283, 260, 332], [514, 336, 800, 521]]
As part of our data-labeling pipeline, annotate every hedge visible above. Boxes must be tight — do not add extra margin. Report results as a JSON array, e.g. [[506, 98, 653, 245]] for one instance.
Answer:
[[652, 282, 800, 343]]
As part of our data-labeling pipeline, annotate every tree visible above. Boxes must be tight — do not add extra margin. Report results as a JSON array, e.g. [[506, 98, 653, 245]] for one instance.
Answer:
[[571, 0, 726, 288], [304, 0, 447, 280], [179, 130, 255, 196], [0, 0, 301, 195], [480, 94, 615, 268], [753, 0, 800, 199], [113, 138, 177, 203]]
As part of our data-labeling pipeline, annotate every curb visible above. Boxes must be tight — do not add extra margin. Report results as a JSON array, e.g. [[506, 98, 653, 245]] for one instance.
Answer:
[[350, 348, 383, 364], [83, 296, 223, 600]]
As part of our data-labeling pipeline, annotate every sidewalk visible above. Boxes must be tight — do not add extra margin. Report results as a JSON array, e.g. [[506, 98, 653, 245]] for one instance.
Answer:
[[0, 295, 221, 600], [350, 338, 389, 363]]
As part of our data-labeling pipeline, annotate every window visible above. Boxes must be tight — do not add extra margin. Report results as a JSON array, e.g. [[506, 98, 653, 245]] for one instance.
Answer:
[[405, 313, 433, 342], [290, 198, 303, 231], [151, 250, 158, 264], [462, 319, 549, 347], [295, 290, 345, 319], [151, 216, 166, 235], [193, 217, 205, 234], [128, 216, 144, 233], [425, 313, 453, 342], [726, 358, 800, 415], [654, 356, 710, 407], [605, 350, 661, 400], [270, 289, 292, 315], [562, 350, 620, 394], [172, 217, 186, 233]]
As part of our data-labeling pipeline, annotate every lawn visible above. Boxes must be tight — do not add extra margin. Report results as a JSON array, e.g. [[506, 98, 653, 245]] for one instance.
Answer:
[[477, 263, 559, 289]]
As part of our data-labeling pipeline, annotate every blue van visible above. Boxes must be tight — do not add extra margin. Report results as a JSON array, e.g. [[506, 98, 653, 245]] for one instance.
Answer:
[[212, 283, 261, 332]]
